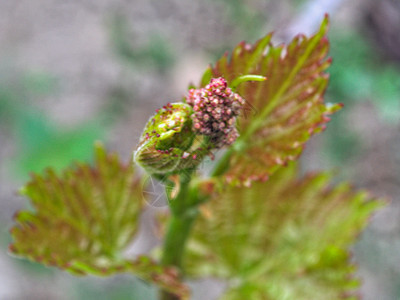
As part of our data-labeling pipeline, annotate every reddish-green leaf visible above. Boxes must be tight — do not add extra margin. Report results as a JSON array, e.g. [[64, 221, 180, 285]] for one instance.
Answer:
[[201, 16, 341, 186], [9, 143, 189, 299], [185, 162, 383, 299]]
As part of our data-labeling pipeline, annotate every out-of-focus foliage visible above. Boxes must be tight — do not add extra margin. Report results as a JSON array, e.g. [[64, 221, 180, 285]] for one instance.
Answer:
[[15, 115, 102, 177], [200, 16, 341, 186], [74, 276, 157, 300], [328, 31, 400, 123], [321, 30, 400, 166], [110, 15, 175, 74], [186, 162, 383, 300], [9, 143, 189, 299], [0, 71, 103, 178], [215, 0, 265, 41]]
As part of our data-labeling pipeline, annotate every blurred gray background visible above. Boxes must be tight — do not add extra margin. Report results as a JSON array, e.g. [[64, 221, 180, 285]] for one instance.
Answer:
[[1, 0, 400, 299]]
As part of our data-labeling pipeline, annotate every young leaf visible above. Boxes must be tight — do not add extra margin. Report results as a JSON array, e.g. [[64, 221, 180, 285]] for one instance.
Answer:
[[185, 162, 383, 299], [9, 143, 189, 299], [201, 16, 341, 186]]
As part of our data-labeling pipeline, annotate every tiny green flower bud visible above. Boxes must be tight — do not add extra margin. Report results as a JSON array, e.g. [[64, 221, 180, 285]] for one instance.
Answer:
[[134, 103, 200, 175]]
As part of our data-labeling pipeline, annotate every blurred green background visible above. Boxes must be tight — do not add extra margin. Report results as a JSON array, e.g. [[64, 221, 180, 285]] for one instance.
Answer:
[[1, 0, 399, 299]]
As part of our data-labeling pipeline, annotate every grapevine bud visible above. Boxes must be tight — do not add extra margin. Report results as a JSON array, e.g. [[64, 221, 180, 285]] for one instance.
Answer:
[[134, 77, 249, 175], [134, 103, 196, 175]]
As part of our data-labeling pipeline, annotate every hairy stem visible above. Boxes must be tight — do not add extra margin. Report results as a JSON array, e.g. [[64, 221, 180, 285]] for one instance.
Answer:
[[161, 211, 197, 268], [160, 170, 198, 300], [211, 138, 246, 177], [211, 148, 234, 177]]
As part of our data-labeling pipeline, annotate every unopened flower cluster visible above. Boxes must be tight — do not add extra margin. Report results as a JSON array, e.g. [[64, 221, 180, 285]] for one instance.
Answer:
[[186, 77, 245, 148], [134, 77, 246, 175]]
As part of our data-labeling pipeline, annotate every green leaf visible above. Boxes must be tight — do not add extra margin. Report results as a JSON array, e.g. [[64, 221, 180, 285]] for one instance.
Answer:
[[201, 16, 341, 186], [185, 162, 383, 299], [9, 143, 189, 299]]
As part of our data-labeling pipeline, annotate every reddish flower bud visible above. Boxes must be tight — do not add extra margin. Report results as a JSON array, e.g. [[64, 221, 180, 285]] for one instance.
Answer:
[[186, 77, 245, 148]]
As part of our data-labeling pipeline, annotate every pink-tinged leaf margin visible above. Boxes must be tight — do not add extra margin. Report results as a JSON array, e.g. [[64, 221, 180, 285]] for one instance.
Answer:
[[201, 16, 342, 186], [185, 162, 384, 299], [8, 143, 189, 299]]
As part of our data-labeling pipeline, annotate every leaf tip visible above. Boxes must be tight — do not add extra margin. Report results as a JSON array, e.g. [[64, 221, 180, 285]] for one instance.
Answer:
[[318, 13, 330, 36], [200, 67, 213, 87], [94, 140, 106, 158], [325, 102, 344, 114], [18, 185, 28, 196], [8, 243, 18, 255]]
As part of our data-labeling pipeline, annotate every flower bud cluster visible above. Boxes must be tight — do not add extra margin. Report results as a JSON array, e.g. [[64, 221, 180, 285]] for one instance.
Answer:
[[186, 77, 245, 147], [134, 103, 195, 174], [134, 77, 247, 175]]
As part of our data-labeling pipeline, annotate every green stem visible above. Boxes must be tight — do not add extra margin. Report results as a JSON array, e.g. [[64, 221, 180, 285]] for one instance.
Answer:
[[160, 170, 198, 300], [230, 74, 266, 91], [159, 74, 268, 299], [211, 148, 233, 177], [211, 138, 247, 177], [160, 212, 198, 300], [161, 210, 198, 268]]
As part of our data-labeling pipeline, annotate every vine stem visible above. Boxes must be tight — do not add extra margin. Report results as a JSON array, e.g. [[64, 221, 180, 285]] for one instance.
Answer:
[[159, 74, 266, 299], [230, 75, 266, 91], [210, 147, 234, 177], [160, 170, 198, 300]]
